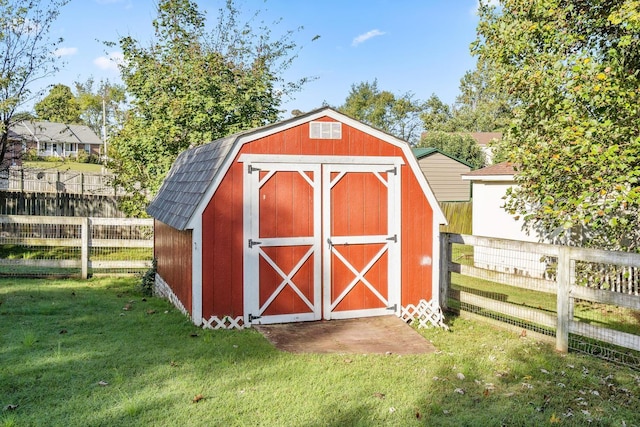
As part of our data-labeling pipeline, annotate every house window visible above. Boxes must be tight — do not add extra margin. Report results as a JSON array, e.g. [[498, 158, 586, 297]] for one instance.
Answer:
[[309, 121, 342, 139]]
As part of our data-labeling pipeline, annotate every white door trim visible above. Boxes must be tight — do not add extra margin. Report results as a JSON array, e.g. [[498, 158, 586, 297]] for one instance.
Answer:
[[239, 154, 405, 166], [243, 162, 322, 325], [322, 163, 401, 320]]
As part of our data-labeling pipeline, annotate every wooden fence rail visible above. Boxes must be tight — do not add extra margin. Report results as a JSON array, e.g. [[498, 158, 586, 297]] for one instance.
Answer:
[[0, 215, 153, 279], [441, 233, 640, 357]]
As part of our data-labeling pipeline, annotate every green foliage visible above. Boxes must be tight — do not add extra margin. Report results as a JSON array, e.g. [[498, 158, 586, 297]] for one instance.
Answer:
[[74, 77, 126, 139], [139, 258, 157, 296], [0, 0, 70, 169], [421, 60, 512, 133], [34, 84, 81, 123], [338, 79, 424, 143], [475, 0, 640, 250], [108, 0, 308, 216], [22, 148, 39, 161], [419, 131, 486, 169]]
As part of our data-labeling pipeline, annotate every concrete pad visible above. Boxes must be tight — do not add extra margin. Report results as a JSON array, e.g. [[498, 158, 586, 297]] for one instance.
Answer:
[[254, 315, 437, 354]]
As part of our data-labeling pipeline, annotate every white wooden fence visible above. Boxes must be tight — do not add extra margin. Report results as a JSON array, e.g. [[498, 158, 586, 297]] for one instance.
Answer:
[[440, 233, 640, 361], [0, 215, 153, 278]]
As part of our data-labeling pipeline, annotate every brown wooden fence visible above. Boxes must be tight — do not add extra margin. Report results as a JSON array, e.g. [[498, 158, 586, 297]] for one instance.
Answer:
[[0, 191, 124, 217], [440, 233, 640, 368]]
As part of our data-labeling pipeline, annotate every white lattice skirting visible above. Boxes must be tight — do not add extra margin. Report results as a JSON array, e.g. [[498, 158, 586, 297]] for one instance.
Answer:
[[202, 315, 246, 330], [154, 274, 189, 318], [399, 299, 449, 330]]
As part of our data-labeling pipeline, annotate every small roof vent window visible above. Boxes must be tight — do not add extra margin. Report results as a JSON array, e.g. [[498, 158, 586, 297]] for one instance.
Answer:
[[310, 121, 342, 139]]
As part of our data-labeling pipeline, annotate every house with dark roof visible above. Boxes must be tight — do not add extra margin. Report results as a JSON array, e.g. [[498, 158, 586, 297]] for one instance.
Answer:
[[147, 107, 447, 329], [8, 121, 103, 164], [412, 147, 472, 202]]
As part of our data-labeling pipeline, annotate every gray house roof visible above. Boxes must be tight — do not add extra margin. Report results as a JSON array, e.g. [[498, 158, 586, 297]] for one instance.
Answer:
[[9, 121, 102, 145]]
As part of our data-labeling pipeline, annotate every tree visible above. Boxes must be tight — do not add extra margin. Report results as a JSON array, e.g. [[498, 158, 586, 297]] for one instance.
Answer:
[[108, 0, 309, 216], [0, 0, 69, 169], [420, 94, 456, 132], [35, 84, 81, 123], [339, 80, 424, 143], [420, 61, 511, 133], [453, 59, 512, 132], [74, 77, 126, 140], [474, 0, 640, 250], [418, 131, 486, 169]]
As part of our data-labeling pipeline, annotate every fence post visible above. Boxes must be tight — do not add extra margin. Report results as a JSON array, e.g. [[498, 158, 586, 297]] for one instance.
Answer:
[[439, 232, 451, 311], [81, 217, 90, 279], [556, 246, 571, 352]]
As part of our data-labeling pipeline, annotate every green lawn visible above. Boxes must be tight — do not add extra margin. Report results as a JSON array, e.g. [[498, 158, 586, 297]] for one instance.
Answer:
[[23, 161, 106, 173], [1, 277, 639, 426]]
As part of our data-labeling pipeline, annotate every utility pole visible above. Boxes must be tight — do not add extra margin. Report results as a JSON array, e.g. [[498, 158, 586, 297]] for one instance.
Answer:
[[102, 97, 107, 162]]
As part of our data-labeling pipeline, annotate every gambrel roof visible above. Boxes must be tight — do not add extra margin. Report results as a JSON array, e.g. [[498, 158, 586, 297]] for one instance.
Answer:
[[146, 136, 236, 229], [147, 107, 447, 230]]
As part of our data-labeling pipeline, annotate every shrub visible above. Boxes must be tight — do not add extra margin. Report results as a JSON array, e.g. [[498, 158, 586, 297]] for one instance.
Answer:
[[139, 258, 157, 296], [23, 148, 40, 161], [75, 150, 89, 163]]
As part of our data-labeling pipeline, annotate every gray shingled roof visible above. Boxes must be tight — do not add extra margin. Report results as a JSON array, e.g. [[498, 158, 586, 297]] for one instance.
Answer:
[[9, 121, 102, 145], [146, 136, 236, 230]]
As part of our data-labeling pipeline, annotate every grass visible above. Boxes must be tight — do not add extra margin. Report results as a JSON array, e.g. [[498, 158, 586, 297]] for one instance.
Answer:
[[1, 277, 639, 426], [23, 161, 106, 174]]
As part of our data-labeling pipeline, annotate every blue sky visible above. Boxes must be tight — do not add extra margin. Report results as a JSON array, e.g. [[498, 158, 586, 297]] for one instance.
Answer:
[[42, 0, 484, 116]]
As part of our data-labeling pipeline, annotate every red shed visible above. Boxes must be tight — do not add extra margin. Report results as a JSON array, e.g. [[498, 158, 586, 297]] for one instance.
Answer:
[[147, 108, 446, 328]]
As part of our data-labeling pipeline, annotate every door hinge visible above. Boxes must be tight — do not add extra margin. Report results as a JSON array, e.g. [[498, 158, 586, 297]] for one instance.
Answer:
[[248, 164, 261, 174], [385, 166, 397, 175], [248, 313, 262, 322], [386, 234, 397, 243], [248, 238, 262, 248], [387, 303, 397, 311]]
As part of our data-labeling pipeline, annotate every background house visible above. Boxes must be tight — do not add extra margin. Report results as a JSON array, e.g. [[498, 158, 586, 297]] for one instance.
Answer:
[[462, 162, 551, 278], [412, 147, 472, 202], [469, 132, 502, 164], [8, 121, 102, 164]]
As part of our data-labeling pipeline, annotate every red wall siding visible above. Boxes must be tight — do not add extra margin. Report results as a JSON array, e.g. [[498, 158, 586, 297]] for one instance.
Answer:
[[200, 116, 434, 320], [155, 219, 193, 312]]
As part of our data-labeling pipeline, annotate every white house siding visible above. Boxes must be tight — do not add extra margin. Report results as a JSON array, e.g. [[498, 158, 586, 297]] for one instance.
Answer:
[[418, 153, 471, 202], [470, 179, 551, 278]]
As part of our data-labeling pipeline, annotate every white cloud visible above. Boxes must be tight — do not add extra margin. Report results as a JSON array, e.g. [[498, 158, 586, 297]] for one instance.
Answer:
[[351, 29, 386, 47], [54, 47, 78, 57], [93, 52, 125, 72]]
